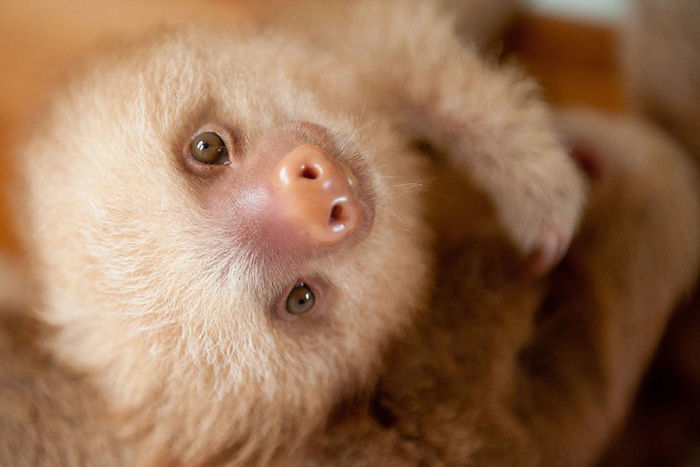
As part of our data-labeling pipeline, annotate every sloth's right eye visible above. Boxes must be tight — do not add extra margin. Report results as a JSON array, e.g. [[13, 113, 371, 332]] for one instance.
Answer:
[[190, 131, 228, 165], [285, 283, 316, 315]]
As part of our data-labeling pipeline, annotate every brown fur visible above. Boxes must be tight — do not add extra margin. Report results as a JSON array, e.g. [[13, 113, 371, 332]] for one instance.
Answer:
[[0, 311, 121, 465], [2, 1, 607, 465], [623, 0, 700, 159], [0, 253, 28, 312], [599, 1, 700, 464], [440, 0, 519, 47], [306, 112, 700, 465]]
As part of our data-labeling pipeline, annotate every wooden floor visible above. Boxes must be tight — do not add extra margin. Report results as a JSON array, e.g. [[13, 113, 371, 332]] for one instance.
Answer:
[[504, 13, 626, 112], [0, 2, 624, 253]]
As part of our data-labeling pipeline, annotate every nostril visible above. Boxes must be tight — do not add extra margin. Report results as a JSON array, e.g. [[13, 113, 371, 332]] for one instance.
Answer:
[[300, 165, 319, 180], [329, 203, 344, 224], [274, 144, 364, 244]]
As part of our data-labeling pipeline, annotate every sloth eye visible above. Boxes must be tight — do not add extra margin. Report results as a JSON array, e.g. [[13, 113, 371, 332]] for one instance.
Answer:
[[190, 131, 228, 164], [285, 283, 316, 315]]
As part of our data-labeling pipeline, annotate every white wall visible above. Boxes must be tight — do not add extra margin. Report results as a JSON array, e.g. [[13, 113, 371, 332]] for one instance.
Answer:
[[524, 0, 628, 22]]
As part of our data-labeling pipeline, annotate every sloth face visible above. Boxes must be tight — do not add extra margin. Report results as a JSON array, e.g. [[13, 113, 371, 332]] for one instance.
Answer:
[[21, 30, 431, 408]]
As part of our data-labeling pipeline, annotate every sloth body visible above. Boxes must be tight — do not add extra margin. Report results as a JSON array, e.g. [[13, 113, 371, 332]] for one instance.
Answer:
[[4, 0, 696, 465], [7, 1, 582, 463], [623, 0, 700, 159], [308, 111, 700, 465]]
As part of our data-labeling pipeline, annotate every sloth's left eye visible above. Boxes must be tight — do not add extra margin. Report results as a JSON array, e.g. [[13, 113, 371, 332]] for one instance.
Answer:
[[285, 283, 316, 315], [190, 131, 228, 165]]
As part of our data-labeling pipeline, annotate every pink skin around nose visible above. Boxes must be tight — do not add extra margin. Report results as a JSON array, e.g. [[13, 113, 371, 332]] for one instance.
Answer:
[[271, 144, 362, 246]]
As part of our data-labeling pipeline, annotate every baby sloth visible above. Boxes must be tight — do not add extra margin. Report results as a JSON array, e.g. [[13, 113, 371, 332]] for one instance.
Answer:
[[6, 0, 584, 464]]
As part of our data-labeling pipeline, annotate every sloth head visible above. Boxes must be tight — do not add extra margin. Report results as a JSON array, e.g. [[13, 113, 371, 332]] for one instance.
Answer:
[[18, 29, 430, 458]]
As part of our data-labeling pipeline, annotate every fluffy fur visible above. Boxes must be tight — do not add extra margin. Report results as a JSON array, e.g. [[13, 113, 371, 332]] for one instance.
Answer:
[[6, 0, 595, 464]]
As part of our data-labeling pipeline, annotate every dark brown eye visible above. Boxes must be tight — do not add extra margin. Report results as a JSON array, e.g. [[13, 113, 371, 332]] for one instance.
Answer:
[[285, 283, 316, 315], [190, 131, 228, 164]]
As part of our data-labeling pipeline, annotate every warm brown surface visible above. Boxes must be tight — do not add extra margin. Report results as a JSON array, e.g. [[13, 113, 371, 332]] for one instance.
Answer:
[[504, 13, 627, 112], [0, 5, 623, 249], [0, 124, 19, 253]]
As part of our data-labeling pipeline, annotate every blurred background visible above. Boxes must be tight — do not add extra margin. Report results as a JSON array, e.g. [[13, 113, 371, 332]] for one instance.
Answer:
[[0, 0, 697, 465]]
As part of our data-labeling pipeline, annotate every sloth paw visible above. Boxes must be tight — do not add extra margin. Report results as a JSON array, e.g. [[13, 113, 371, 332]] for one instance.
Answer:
[[506, 195, 581, 280], [518, 142, 605, 278], [520, 227, 572, 279]]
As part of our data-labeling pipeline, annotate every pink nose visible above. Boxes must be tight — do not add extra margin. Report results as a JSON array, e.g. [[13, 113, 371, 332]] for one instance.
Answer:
[[272, 144, 362, 246]]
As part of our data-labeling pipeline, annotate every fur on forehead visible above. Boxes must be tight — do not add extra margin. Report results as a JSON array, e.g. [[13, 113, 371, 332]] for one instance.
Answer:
[[48, 29, 359, 169]]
